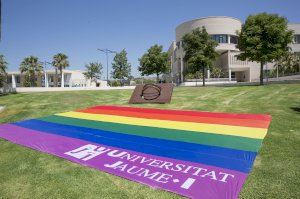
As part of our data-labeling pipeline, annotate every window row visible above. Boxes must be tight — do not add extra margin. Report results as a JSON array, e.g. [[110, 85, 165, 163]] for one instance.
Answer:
[[294, 35, 300, 44], [177, 35, 239, 48], [211, 35, 239, 44]]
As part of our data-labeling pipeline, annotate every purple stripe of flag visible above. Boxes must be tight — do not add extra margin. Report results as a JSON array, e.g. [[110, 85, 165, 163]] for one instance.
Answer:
[[0, 124, 247, 199]]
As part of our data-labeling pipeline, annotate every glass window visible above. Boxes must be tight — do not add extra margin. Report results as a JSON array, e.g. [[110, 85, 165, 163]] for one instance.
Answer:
[[294, 35, 300, 44], [49, 76, 54, 82], [231, 72, 235, 78], [230, 35, 239, 44], [16, 75, 20, 83], [211, 35, 228, 43]]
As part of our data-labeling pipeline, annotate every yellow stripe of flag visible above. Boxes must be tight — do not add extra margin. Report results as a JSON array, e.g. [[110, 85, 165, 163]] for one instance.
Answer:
[[56, 111, 267, 139]]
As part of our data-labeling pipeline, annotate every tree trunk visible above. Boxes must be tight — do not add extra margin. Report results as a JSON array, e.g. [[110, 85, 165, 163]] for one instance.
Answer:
[[32, 74, 35, 87], [33, 74, 35, 87], [260, 62, 264, 85], [156, 74, 159, 84], [29, 74, 34, 87], [55, 68, 58, 87], [202, 66, 205, 87], [29, 73, 32, 87], [60, 68, 63, 87]]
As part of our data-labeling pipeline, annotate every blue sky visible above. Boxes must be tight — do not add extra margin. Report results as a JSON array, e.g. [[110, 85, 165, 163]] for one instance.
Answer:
[[0, 0, 299, 78]]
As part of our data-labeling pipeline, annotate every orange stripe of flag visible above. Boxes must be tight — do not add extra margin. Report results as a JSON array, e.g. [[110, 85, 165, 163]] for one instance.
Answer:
[[79, 108, 270, 128], [88, 105, 271, 121]]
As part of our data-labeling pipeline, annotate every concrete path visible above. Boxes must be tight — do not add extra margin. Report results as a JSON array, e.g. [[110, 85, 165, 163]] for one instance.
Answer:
[[15, 86, 136, 93], [0, 106, 5, 113]]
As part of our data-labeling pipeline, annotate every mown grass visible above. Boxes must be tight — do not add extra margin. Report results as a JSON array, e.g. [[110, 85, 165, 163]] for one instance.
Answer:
[[0, 83, 299, 199]]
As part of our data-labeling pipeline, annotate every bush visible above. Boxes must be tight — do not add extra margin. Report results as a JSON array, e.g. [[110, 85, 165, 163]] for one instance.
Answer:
[[210, 67, 225, 78], [268, 69, 278, 78], [143, 79, 156, 84], [110, 80, 121, 87], [133, 78, 156, 84], [22, 74, 32, 87], [184, 71, 203, 80]]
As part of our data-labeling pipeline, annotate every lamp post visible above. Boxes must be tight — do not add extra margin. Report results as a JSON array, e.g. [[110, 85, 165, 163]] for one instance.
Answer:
[[97, 48, 117, 81], [42, 61, 51, 87], [0, 0, 2, 42]]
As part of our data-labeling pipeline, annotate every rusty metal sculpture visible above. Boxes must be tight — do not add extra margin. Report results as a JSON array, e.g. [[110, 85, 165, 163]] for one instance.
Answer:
[[129, 83, 174, 104]]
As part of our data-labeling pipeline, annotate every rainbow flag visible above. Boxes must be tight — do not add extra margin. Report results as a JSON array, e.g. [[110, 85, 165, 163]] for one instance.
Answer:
[[0, 105, 271, 199]]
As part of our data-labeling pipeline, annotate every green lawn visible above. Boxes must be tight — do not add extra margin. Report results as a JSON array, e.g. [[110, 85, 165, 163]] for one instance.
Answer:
[[0, 83, 299, 199]]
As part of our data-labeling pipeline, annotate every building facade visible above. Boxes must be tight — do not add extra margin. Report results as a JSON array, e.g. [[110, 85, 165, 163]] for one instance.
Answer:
[[7, 69, 107, 88], [168, 16, 300, 83]]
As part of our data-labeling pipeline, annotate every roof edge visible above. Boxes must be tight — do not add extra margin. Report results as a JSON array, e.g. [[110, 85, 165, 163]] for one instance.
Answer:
[[176, 16, 242, 30]]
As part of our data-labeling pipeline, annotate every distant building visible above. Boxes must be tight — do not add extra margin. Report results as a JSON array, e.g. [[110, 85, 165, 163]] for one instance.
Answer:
[[168, 16, 300, 83], [7, 69, 107, 88]]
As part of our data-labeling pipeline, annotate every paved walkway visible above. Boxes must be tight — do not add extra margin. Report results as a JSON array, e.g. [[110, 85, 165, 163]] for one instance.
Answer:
[[0, 106, 5, 113], [15, 86, 136, 93]]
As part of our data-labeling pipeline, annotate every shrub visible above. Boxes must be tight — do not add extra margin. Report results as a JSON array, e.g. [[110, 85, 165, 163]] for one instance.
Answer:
[[110, 80, 121, 87], [184, 71, 203, 79], [210, 67, 225, 78]]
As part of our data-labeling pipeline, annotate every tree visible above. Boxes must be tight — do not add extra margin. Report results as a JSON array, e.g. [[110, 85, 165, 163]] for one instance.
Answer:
[[237, 13, 294, 85], [83, 62, 103, 84], [19, 56, 43, 87], [182, 27, 218, 86], [52, 53, 69, 87], [0, 54, 8, 87], [111, 49, 131, 82], [138, 44, 169, 83]]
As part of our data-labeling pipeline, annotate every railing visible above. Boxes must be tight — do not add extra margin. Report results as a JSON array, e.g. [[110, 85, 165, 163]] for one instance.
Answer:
[[229, 52, 249, 66], [186, 78, 237, 82]]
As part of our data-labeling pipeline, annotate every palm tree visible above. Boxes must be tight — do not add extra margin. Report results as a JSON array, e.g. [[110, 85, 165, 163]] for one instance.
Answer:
[[52, 53, 69, 87], [19, 56, 43, 87], [0, 54, 8, 87]]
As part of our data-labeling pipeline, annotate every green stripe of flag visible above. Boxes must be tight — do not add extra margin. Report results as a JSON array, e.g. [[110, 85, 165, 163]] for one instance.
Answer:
[[39, 115, 262, 152]]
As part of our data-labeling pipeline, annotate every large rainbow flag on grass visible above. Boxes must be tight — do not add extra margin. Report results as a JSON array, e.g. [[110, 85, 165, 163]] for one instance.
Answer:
[[0, 105, 271, 199]]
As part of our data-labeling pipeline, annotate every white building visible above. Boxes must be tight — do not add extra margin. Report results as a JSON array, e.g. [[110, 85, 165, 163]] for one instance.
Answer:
[[7, 69, 107, 88], [168, 16, 300, 83]]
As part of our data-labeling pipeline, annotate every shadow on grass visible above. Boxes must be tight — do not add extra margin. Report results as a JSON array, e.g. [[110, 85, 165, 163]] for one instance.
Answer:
[[0, 91, 18, 97], [290, 107, 300, 113]]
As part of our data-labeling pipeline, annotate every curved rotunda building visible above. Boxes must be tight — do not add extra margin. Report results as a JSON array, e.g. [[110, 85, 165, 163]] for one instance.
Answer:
[[168, 16, 300, 83]]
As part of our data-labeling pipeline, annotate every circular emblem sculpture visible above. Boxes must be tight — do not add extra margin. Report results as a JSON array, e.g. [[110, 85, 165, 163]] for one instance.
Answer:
[[141, 84, 161, 100]]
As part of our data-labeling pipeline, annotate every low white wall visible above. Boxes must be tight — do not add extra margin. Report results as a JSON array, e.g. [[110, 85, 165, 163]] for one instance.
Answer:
[[15, 86, 135, 93], [0, 106, 5, 112], [181, 81, 237, 86], [266, 75, 300, 82]]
